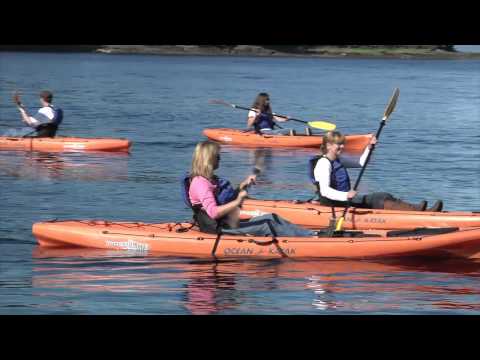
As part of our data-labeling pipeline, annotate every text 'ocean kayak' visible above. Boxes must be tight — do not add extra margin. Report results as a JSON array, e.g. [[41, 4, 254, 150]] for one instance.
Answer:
[[33, 220, 480, 259], [241, 199, 480, 230], [0, 137, 132, 152], [203, 128, 372, 150]]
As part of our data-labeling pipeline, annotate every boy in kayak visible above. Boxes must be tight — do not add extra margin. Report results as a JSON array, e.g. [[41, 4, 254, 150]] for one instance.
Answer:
[[14, 90, 63, 138], [310, 131, 443, 212], [247, 93, 294, 135], [183, 141, 315, 237]]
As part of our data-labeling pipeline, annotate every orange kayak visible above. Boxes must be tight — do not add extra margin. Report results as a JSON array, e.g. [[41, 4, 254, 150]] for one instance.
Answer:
[[0, 137, 132, 152], [33, 220, 480, 259], [241, 199, 480, 230], [203, 128, 372, 150]]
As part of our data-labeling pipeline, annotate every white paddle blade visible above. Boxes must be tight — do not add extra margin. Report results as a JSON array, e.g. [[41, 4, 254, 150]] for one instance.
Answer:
[[382, 88, 400, 121]]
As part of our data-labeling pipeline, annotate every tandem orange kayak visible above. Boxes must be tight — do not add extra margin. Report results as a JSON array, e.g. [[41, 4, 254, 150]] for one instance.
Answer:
[[241, 199, 480, 230], [0, 137, 132, 152], [203, 128, 372, 150], [32, 220, 480, 259]]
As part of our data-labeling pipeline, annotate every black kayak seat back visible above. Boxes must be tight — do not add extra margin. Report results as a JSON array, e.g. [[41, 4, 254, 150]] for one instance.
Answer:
[[33, 123, 59, 138]]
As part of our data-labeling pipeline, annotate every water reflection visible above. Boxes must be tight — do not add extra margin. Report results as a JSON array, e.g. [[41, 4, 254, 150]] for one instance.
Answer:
[[0, 151, 129, 181], [183, 261, 239, 315], [31, 247, 480, 314]]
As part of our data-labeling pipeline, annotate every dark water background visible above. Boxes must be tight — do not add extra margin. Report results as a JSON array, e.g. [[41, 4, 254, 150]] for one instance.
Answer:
[[0, 52, 479, 314]]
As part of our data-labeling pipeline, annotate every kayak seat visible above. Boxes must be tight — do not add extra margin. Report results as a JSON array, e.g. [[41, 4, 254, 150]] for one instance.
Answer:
[[387, 227, 459, 238]]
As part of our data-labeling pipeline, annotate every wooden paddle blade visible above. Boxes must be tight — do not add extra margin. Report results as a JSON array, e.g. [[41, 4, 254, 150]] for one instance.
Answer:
[[13, 91, 22, 106], [382, 88, 400, 121], [308, 121, 337, 131]]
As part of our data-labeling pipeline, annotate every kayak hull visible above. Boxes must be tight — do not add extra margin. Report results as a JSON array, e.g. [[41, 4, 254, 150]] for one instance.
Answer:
[[32, 220, 480, 260], [0, 137, 132, 152], [241, 199, 480, 230], [203, 128, 372, 150]]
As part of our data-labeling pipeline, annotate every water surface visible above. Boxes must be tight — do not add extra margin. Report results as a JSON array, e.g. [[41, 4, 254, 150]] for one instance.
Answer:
[[1, 53, 479, 314]]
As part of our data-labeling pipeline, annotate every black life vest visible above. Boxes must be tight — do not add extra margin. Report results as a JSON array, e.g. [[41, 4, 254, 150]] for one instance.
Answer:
[[253, 112, 275, 133], [34, 107, 64, 138]]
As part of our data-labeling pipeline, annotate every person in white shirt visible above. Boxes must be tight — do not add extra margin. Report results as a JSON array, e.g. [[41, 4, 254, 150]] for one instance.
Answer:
[[247, 93, 293, 135], [310, 131, 443, 212], [15, 90, 63, 138]]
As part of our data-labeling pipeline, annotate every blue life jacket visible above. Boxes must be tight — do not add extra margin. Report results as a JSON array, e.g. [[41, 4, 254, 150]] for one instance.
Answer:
[[308, 156, 351, 193], [215, 177, 239, 205], [254, 113, 275, 132], [52, 108, 63, 126], [181, 174, 238, 209]]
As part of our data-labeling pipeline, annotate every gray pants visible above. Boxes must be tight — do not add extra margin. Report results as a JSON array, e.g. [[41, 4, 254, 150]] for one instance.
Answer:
[[222, 214, 314, 237]]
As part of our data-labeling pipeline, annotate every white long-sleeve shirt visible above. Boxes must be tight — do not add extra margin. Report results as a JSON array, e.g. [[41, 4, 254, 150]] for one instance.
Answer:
[[21, 106, 55, 128], [313, 147, 371, 202]]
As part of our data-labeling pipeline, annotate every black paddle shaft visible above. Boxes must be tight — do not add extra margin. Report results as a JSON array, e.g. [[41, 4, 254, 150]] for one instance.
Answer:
[[234, 105, 286, 129], [351, 119, 387, 191], [333, 119, 387, 231], [233, 105, 307, 125]]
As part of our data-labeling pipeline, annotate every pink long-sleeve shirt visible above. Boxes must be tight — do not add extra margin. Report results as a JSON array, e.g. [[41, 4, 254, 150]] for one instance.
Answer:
[[188, 176, 220, 219]]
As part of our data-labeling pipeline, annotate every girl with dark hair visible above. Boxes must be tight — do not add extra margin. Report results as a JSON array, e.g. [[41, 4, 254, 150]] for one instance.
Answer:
[[246, 93, 292, 135]]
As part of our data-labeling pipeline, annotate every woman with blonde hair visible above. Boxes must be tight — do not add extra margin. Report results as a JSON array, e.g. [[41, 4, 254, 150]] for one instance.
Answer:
[[183, 141, 315, 236], [309, 131, 443, 212]]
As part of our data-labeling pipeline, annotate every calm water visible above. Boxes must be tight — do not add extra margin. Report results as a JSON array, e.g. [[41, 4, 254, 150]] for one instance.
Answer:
[[0, 52, 479, 314]]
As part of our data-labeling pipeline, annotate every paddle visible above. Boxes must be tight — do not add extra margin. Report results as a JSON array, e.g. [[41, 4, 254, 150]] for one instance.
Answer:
[[334, 88, 400, 232], [209, 99, 337, 131], [11, 91, 40, 138], [243, 155, 263, 192], [13, 91, 25, 108]]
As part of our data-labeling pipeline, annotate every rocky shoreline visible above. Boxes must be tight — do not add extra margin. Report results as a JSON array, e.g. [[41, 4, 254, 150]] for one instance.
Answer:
[[95, 45, 480, 59], [2, 45, 480, 59]]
